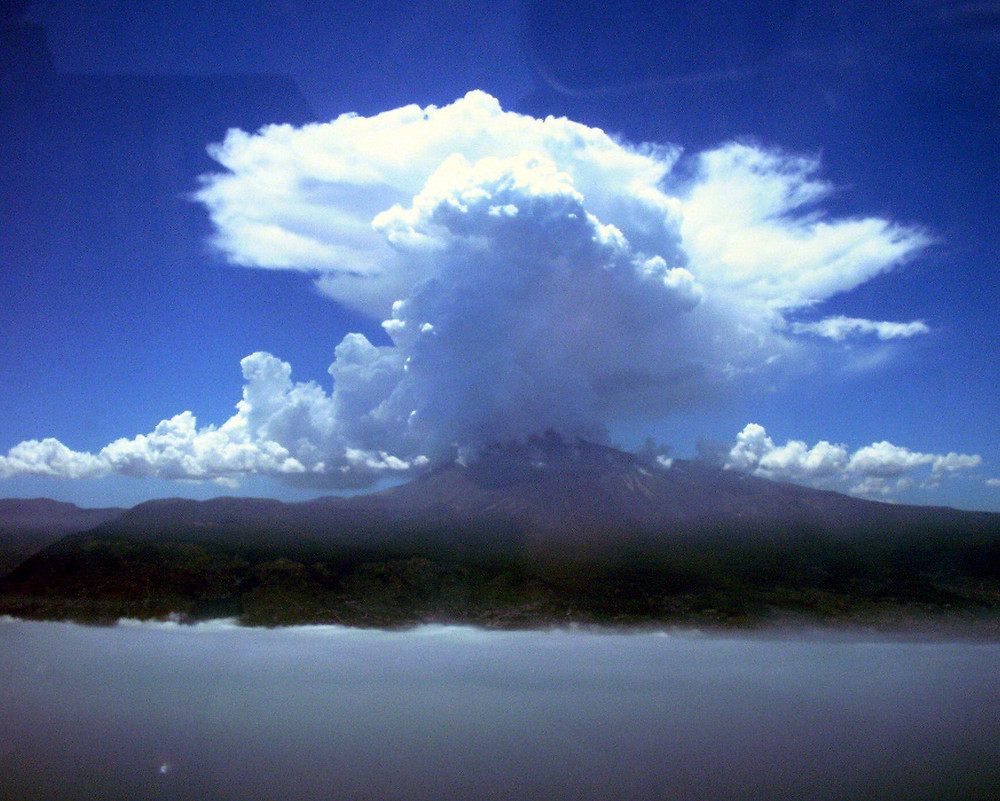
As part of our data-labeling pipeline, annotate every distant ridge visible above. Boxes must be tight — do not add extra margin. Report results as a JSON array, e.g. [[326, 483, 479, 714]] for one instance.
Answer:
[[0, 499, 123, 577], [0, 498, 123, 529]]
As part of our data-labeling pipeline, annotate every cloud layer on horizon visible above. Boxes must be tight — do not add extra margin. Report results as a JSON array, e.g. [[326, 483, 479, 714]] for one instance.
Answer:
[[726, 423, 982, 498], [2, 92, 945, 487]]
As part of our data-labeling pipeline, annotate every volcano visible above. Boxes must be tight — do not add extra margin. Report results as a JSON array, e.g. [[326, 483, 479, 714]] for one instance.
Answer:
[[344, 434, 993, 538], [74, 434, 998, 543], [2, 437, 1000, 628]]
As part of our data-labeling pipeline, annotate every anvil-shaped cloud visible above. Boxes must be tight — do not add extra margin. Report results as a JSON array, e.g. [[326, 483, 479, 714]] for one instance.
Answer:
[[1, 92, 949, 488]]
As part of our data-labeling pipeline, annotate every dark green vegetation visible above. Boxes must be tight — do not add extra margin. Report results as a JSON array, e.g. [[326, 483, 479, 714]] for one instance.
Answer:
[[2, 440, 999, 631], [3, 517, 999, 631]]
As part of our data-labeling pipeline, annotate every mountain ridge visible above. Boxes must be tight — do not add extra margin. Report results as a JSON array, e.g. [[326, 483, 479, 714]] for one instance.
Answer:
[[2, 439, 999, 629], [0, 498, 124, 577]]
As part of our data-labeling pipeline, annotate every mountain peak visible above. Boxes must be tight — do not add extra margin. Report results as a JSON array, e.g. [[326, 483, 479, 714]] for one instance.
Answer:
[[461, 431, 641, 473]]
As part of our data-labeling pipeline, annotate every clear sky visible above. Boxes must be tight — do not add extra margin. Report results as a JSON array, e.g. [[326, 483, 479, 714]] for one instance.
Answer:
[[1, 0, 998, 510]]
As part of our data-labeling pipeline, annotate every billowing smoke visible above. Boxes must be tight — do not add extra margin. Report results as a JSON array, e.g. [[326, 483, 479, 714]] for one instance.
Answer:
[[2, 92, 941, 487]]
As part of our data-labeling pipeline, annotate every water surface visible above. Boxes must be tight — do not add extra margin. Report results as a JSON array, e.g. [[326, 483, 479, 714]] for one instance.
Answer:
[[2, 619, 999, 800]]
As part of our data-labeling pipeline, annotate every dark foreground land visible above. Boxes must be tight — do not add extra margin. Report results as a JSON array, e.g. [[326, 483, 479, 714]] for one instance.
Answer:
[[3, 517, 999, 634], [2, 440, 1000, 632]]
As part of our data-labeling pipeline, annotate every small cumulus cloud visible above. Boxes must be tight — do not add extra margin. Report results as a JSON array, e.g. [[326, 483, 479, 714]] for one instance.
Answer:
[[791, 316, 930, 341], [3, 93, 935, 487], [726, 423, 982, 498], [726, 424, 848, 481]]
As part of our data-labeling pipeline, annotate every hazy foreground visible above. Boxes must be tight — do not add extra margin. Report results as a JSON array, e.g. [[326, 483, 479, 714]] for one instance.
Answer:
[[3, 618, 1000, 801]]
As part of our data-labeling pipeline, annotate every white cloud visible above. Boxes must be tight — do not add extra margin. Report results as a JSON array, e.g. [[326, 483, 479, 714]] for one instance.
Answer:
[[847, 441, 937, 478], [791, 316, 930, 341], [848, 476, 916, 499], [932, 453, 983, 473], [197, 92, 686, 318], [727, 423, 848, 481], [0, 438, 109, 480], [196, 94, 929, 445], [846, 442, 982, 478], [0, 353, 423, 488], [678, 144, 930, 311], [987, 478, 1000, 488], [726, 424, 982, 499], [197, 92, 927, 320], [1, 94, 938, 488]]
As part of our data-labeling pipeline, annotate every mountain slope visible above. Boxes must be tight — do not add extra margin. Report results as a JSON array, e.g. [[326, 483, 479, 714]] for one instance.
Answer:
[[336, 436, 998, 544], [0, 499, 124, 577], [2, 438, 999, 628]]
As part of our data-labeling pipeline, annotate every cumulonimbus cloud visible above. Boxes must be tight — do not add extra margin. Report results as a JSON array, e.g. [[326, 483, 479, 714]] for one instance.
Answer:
[[2, 92, 943, 487], [726, 423, 982, 498]]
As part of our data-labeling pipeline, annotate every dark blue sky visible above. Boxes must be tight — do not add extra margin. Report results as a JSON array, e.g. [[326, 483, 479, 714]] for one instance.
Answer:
[[2, 0, 998, 508]]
